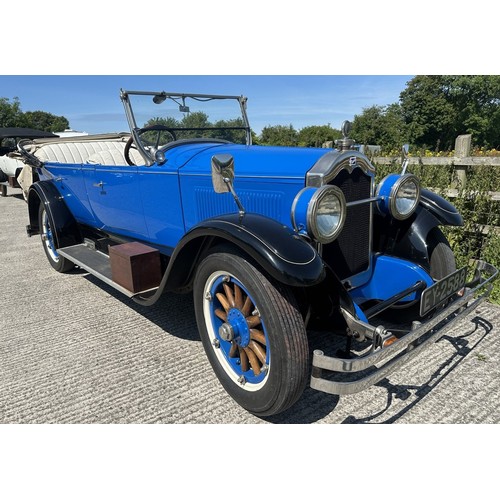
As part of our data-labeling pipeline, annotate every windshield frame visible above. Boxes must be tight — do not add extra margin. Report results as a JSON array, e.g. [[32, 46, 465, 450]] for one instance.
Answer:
[[120, 89, 252, 166]]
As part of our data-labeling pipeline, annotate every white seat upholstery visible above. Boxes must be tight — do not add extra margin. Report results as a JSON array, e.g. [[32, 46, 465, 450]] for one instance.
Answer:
[[34, 140, 145, 166], [86, 148, 145, 166], [35, 141, 124, 163]]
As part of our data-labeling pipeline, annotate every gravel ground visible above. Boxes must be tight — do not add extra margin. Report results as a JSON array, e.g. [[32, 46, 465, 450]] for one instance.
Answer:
[[1, 186, 500, 424]]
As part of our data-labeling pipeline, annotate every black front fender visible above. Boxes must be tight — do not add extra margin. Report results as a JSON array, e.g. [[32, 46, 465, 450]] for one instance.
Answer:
[[171, 213, 326, 288], [419, 189, 463, 227], [133, 213, 326, 306], [378, 189, 463, 271]]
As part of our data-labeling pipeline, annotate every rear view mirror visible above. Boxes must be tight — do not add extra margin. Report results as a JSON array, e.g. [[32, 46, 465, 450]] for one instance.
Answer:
[[211, 154, 235, 194], [211, 153, 245, 215]]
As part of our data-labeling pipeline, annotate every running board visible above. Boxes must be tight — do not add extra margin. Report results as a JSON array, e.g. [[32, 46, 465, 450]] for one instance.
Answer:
[[57, 243, 158, 298]]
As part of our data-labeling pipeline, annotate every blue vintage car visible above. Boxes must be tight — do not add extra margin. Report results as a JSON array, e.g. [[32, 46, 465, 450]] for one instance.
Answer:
[[18, 89, 498, 416]]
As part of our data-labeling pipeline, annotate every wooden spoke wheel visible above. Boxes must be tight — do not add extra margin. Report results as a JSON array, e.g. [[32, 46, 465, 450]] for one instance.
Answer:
[[194, 251, 309, 417], [212, 276, 269, 383]]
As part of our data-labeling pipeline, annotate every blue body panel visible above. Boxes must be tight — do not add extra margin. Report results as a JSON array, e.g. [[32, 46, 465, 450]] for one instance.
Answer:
[[350, 254, 434, 307], [37, 141, 435, 309], [137, 163, 185, 249], [177, 144, 327, 178], [39, 142, 328, 251], [178, 144, 327, 231], [39, 165, 96, 226]]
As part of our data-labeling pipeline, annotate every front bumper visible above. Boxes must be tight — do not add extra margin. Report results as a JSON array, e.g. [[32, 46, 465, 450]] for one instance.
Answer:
[[310, 260, 498, 396]]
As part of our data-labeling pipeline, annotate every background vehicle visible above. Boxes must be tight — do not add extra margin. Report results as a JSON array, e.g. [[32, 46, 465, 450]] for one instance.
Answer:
[[18, 89, 498, 416], [0, 127, 57, 197]]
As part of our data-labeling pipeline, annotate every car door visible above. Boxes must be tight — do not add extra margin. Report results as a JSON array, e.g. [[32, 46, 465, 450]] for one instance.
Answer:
[[85, 163, 149, 239]]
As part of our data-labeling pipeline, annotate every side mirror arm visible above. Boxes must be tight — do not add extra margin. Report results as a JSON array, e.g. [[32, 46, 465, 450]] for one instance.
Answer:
[[211, 154, 245, 216]]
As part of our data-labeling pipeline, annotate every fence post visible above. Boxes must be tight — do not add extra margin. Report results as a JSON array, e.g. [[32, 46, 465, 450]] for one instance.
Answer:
[[454, 134, 471, 189]]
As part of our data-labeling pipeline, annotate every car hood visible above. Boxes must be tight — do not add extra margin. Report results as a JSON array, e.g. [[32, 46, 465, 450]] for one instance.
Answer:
[[167, 143, 331, 179]]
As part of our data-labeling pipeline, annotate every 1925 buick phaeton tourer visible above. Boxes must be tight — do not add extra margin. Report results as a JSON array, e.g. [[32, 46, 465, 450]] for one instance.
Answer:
[[18, 89, 498, 416]]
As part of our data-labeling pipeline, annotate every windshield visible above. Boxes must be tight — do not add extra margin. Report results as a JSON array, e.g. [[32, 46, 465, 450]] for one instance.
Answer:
[[121, 90, 251, 164]]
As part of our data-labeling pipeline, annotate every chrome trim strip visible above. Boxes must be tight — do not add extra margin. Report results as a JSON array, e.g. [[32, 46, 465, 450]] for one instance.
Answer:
[[346, 196, 382, 208], [181, 173, 303, 180], [310, 260, 498, 395], [307, 150, 376, 187]]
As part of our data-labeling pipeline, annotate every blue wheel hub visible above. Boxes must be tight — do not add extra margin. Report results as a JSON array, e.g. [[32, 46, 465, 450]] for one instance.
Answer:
[[227, 308, 250, 347]]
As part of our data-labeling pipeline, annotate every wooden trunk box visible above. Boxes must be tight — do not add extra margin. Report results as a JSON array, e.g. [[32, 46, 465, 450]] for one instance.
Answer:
[[109, 242, 161, 293]]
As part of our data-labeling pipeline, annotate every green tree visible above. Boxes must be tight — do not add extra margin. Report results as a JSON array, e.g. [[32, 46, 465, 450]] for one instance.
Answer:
[[352, 103, 408, 152], [399, 76, 456, 150], [0, 97, 25, 127], [144, 116, 179, 129], [259, 124, 298, 146], [445, 75, 500, 148], [142, 116, 179, 145], [251, 130, 260, 145], [297, 124, 341, 147], [172, 111, 209, 139], [144, 115, 250, 144], [399, 75, 500, 150], [213, 117, 247, 143], [23, 110, 69, 133], [1, 97, 70, 132]]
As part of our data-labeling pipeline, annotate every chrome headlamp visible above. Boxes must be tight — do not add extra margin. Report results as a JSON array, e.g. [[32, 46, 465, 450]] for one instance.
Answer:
[[292, 185, 346, 244], [377, 173, 421, 220]]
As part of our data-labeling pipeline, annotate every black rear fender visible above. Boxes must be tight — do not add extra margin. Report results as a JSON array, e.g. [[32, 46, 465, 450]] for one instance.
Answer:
[[27, 181, 81, 248]]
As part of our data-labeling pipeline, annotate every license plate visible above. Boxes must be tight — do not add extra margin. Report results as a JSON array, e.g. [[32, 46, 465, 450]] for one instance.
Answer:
[[420, 266, 468, 316]]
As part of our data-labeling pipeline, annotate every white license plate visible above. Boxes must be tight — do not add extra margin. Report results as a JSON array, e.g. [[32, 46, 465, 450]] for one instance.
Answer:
[[420, 266, 468, 316]]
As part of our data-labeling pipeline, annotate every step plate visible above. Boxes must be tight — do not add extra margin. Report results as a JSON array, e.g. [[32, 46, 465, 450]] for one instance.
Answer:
[[58, 244, 158, 298]]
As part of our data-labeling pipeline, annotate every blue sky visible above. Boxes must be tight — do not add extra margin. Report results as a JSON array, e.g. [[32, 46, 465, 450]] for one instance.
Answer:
[[0, 75, 412, 135]]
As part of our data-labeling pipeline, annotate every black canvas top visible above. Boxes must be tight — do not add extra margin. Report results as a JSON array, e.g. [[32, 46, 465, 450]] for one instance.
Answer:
[[0, 127, 58, 139]]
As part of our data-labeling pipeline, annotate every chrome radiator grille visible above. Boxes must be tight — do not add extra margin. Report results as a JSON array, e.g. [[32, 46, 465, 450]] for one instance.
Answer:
[[321, 167, 372, 281]]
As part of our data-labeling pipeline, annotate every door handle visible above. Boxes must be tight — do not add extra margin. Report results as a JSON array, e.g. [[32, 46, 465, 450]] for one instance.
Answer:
[[93, 181, 105, 188]]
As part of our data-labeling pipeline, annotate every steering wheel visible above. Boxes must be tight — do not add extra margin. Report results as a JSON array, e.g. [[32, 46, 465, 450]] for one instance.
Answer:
[[124, 124, 177, 165]]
